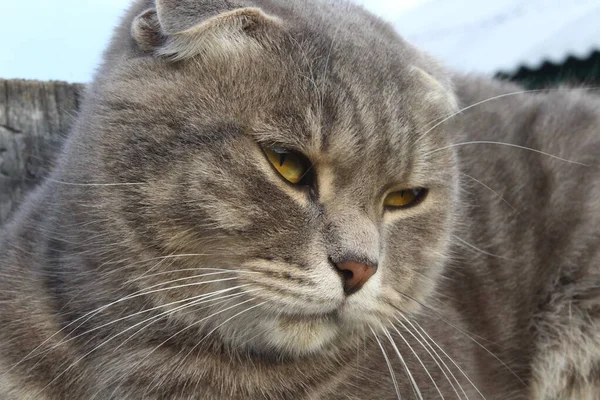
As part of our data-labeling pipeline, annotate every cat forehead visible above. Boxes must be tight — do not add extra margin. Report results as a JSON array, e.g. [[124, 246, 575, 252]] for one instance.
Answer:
[[105, 0, 457, 174], [248, 96, 418, 158]]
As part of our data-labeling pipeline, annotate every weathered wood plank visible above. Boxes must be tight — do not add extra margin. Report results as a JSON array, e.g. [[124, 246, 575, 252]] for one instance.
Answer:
[[0, 79, 84, 226]]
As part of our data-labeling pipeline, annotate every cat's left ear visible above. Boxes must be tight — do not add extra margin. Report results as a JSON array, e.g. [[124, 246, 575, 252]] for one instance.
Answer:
[[131, 1, 281, 61], [131, 8, 164, 52]]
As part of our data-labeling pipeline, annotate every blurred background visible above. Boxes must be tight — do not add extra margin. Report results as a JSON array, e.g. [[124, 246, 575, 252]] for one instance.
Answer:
[[1, 0, 600, 88]]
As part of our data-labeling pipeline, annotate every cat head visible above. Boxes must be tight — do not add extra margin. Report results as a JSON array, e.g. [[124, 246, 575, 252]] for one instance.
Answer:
[[66, 0, 460, 357]]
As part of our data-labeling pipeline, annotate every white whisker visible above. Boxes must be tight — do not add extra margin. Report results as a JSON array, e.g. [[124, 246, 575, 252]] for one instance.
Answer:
[[370, 326, 402, 400], [93, 293, 259, 397], [138, 299, 265, 395], [416, 87, 600, 144], [396, 316, 464, 400], [125, 269, 239, 284], [389, 320, 444, 399], [24, 288, 255, 380], [115, 291, 257, 351], [81, 287, 254, 353], [35, 297, 258, 397], [412, 320, 487, 400], [127, 267, 256, 283], [396, 291, 525, 387], [460, 172, 518, 214], [4, 275, 242, 376], [425, 141, 589, 166], [452, 235, 516, 261], [382, 326, 423, 400]]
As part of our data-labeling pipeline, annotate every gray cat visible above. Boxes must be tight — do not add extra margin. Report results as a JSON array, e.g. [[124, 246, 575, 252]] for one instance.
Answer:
[[0, 0, 599, 398]]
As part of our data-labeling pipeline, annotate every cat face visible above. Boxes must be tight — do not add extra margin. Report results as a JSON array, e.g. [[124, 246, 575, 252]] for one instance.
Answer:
[[77, 0, 459, 356]]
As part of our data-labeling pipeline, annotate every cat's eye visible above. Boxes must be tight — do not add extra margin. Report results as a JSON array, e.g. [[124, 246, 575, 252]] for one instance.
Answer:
[[263, 146, 312, 185], [383, 188, 427, 209]]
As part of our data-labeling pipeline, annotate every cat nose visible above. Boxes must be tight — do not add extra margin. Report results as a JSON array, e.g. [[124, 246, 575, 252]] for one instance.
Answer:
[[334, 261, 377, 295]]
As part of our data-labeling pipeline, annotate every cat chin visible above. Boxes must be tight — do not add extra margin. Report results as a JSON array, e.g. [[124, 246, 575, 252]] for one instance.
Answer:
[[264, 283, 387, 354], [258, 305, 385, 356], [265, 316, 341, 355], [226, 312, 355, 356]]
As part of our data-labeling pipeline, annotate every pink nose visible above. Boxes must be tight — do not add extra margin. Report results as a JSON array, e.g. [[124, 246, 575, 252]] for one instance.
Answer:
[[335, 261, 377, 295]]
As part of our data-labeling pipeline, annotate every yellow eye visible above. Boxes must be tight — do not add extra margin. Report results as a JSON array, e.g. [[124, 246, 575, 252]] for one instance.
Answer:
[[263, 146, 310, 184], [383, 189, 426, 208]]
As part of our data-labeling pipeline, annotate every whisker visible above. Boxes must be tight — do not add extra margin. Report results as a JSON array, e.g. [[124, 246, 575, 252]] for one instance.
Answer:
[[389, 320, 444, 399], [59, 254, 241, 311], [412, 320, 487, 400], [114, 292, 255, 352], [424, 141, 589, 166], [370, 326, 402, 400], [416, 87, 600, 144], [119, 275, 240, 295], [129, 253, 180, 283], [3, 275, 242, 375], [382, 326, 423, 400], [24, 288, 255, 379], [182, 300, 266, 358], [67, 287, 254, 356], [93, 293, 259, 397], [125, 268, 245, 284], [395, 291, 526, 387], [452, 235, 516, 261], [35, 297, 258, 396], [396, 316, 465, 400], [138, 299, 265, 395], [131, 253, 254, 281], [460, 172, 518, 214]]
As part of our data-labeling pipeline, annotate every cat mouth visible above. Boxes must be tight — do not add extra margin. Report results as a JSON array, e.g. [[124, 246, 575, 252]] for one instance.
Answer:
[[266, 291, 380, 324], [275, 301, 376, 326]]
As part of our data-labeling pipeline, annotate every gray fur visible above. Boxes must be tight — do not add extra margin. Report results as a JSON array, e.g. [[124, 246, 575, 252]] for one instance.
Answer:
[[0, 0, 599, 398]]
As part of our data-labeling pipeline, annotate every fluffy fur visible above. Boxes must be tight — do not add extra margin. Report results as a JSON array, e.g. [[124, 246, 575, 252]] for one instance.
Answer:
[[0, 0, 598, 398]]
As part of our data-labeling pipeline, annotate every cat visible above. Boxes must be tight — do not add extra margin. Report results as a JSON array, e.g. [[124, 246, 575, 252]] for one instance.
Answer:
[[0, 0, 599, 398]]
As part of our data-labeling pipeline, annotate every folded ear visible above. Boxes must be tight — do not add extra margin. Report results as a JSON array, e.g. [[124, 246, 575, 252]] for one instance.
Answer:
[[131, 8, 164, 52], [155, 0, 236, 36], [131, 1, 280, 61], [410, 66, 458, 112]]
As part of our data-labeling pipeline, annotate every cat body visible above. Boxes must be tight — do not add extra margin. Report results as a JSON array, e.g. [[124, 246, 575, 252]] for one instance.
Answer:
[[0, 0, 599, 399]]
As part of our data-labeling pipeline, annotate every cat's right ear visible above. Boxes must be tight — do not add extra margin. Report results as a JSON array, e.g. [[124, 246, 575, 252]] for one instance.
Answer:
[[132, 9, 165, 52], [131, 3, 281, 61]]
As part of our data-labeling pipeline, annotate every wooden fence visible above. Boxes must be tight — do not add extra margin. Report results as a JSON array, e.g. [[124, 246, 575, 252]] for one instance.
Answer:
[[0, 79, 84, 225]]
